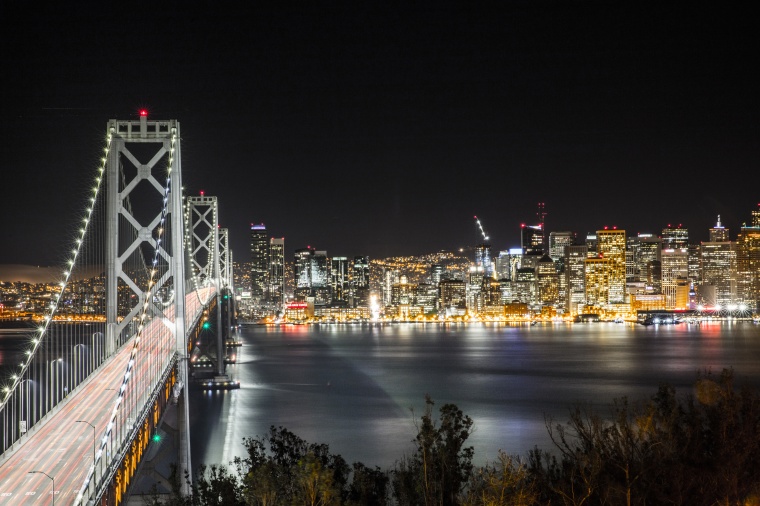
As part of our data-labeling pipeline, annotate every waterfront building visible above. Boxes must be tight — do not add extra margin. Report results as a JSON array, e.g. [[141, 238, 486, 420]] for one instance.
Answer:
[[294, 247, 315, 302], [661, 247, 689, 309], [626, 233, 660, 283], [584, 256, 610, 307], [565, 244, 588, 314], [330, 256, 349, 305], [268, 237, 285, 308], [311, 251, 331, 305], [250, 223, 268, 305], [537, 254, 559, 308], [699, 241, 735, 308], [351, 256, 370, 308], [439, 278, 467, 317], [597, 228, 627, 304], [735, 204, 760, 312], [513, 267, 538, 308]]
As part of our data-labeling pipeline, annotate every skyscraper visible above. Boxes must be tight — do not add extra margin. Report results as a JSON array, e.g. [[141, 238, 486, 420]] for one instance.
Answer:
[[330, 256, 349, 305], [268, 237, 285, 308], [597, 228, 626, 304], [352, 256, 370, 307], [250, 223, 268, 305], [735, 204, 760, 312], [662, 225, 689, 249], [294, 247, 315, 302]]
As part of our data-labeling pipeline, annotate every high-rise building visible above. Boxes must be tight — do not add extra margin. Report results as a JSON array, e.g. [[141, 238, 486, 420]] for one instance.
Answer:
[[710, 215, 730, 242], [700, 221, 735, 307], [661, 248, 689, 309], [662, 225, 689, 249], [549, 231, 575, 262], [537, 254, 559, 308], [294, 247, 315, 302], [597, 228, 626, 304], [330, 256, 349, 305], [565, 244, 588, 313], [735, 204, 760, 312], [250, 223, 268, 305], [628, 233, 662, 288], [521, 224, 544, 255], [311, 251, 330, 305], [584, 257, 610, 308], [352, 256, 370, 308], [474, 243, 494, 278], [268, 237, 285, 307]]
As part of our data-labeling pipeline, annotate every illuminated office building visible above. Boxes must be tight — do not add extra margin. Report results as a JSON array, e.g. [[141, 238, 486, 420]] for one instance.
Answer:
[[661, 248, 689, 309], [662, 225, 689, 249], [549, 231, 575, 262], [352, 256, 370, 308], [311, 250, 330, 305], [537, 254, 559, 308], [565, 244, 587, 313], [584, 257, 610, 308], [294, 247, 315, 302], [268, 237, 285, 307], [597, 228, 626, 304], [330, 256, 349, 305], [735, 204, 760, 312], [627, 233, 661, 284], [700, 221, 735, 307], [250, 223, 268, 305], [521, 224, 544, 255], [474, 243, 494, 278]]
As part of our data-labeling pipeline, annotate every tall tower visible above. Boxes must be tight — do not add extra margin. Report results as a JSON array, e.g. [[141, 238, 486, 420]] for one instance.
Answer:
[[268, 237, 285, 308], [250, 223, 268, 305], [597, 228, 627, 304], [294, 247, 315, 302], [710, 215, 730, 242], [331, 256, 349, 304], [352, 256, 370, 307]]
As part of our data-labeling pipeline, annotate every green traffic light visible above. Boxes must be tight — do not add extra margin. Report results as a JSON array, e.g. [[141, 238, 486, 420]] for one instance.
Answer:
[[153, 433, 161, 442], [202, 321, 210, 329]]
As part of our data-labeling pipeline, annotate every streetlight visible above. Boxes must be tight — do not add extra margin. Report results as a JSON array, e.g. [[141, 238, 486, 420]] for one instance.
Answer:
[[76, 419, 96, 468], [28, 470, 55, 506], [48, 358, 62, 411]]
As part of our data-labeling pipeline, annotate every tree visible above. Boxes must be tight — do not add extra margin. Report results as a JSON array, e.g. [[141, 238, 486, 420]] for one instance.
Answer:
[[392, 395, 474, 506], [461, 450, 538, 506]]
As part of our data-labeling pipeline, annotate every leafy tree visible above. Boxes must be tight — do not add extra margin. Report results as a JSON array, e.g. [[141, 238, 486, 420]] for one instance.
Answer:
[[392, 395, 474, 506], [461, 450, 538, 506]]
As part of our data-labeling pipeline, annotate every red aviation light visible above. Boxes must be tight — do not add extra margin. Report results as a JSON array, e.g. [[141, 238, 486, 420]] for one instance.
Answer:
[[200, 190, 205, 196], [139, 109, 148, 117]]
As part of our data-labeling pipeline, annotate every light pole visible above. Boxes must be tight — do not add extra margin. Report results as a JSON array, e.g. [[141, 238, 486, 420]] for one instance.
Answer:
[[76, 419, 96, 468], [28, 470, 55, 506], [48, 358, 62, 412]]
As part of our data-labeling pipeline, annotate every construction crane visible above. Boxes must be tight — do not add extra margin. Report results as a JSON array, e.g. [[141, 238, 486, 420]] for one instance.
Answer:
[[474, 215, 489, 242]]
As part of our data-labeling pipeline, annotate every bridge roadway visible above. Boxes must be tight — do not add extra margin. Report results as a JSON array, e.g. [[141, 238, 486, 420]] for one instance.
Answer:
[[0, 287, 214, 505]]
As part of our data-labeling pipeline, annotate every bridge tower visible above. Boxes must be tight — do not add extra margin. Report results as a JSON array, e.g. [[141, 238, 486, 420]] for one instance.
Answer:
[[104, 112, 192, 495], [185, 195, 234, 383]]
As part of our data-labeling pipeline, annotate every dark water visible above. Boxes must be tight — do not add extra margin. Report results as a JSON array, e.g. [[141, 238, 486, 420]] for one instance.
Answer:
[[187, 320, 760, 471]]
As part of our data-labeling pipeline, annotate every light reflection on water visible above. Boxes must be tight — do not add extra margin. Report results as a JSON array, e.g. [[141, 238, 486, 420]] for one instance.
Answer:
[[189, 321, 760, 470]]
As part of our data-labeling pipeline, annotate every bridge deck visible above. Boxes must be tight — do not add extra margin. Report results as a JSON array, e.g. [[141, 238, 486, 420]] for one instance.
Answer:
[[0, 288, 213, 505]]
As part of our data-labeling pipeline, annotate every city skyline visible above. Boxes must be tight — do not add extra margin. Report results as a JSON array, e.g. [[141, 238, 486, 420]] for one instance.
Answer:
[[2, 3, 757, 266]]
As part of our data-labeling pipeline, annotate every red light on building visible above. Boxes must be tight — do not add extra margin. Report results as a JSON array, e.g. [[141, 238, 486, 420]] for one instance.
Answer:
[[139, 109, 148, 117], [287, 302, 308, 309]]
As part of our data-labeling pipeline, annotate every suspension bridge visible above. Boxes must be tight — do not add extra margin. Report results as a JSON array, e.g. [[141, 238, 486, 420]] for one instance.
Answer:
[[0, 113, 238, 505]]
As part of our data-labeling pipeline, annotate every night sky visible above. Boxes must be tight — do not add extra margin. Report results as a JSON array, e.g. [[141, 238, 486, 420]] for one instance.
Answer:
[[1, 2, 757, 268]]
